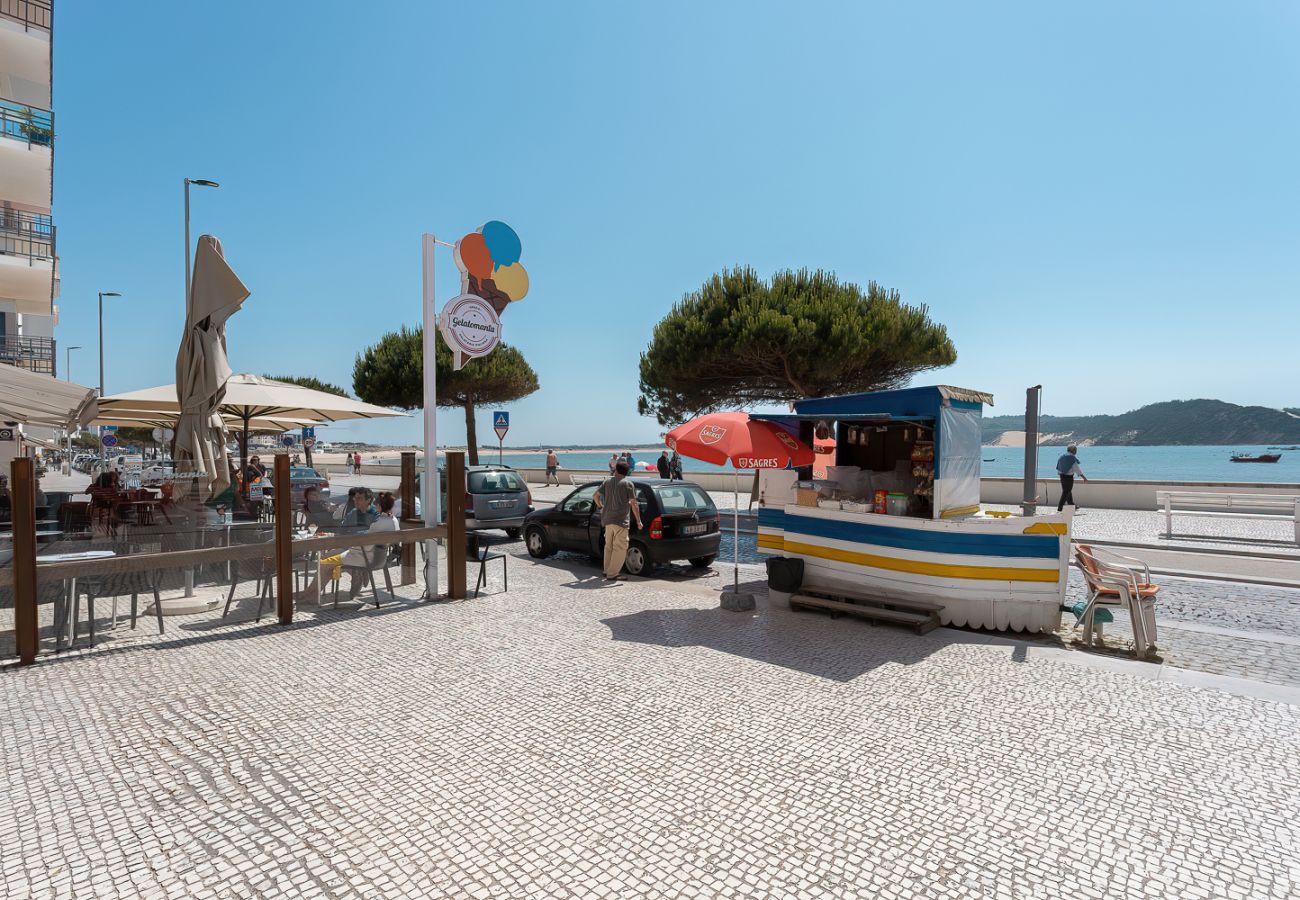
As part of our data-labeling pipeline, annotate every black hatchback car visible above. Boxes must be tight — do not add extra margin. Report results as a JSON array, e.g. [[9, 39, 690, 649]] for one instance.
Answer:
[[523, 478, 721, 576]]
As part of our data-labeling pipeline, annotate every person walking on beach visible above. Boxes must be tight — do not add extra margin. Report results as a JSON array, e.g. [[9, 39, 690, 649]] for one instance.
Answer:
[[353, 451, 362, 473], [1056, 445, 1087, 511], [670, 451, 683, 480], [608, 453, 618, 475], [594, 459, 642, 580], [346, 453, 354, 476], [545, 449, 560, 486], [656, 450, 671, 479]]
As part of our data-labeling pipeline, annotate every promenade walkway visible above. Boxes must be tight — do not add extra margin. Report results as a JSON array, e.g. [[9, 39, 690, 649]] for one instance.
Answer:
[[2, 533, 1297, 898]]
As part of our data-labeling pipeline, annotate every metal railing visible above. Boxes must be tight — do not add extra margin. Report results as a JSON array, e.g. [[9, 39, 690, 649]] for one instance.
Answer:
[[0, 0, 51, 30], [0, 335, 55, 376], [0, 209, 54, 262], [0, 98, 53, 147]]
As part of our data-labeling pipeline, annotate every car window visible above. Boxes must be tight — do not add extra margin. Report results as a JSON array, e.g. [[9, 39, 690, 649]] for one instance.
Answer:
[[290, 467, 319, 479], [467, 471, 525, 494], [560, 484, 598, 513], [654, 484, 716, 514]]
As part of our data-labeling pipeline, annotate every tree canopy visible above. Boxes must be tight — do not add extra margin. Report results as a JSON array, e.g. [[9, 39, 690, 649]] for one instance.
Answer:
[[353, 327, 539, 464], [637, 267, 957, 425], [264, 374, 350, 397]]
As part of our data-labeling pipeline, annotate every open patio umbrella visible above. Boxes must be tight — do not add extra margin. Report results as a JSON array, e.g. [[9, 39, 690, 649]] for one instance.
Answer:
[[100, 374, 404, 498], [666, 412, 814, 598], [0, 362, 98, 429], [175, 235, 248, 502]]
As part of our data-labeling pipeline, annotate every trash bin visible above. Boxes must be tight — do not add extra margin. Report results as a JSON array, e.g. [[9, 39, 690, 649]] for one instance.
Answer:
[[766, 557, 804, 609]]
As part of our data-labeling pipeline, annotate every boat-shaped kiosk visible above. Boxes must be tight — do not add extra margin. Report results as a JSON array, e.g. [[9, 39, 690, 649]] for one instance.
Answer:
[[755, 385, 1071, 633]]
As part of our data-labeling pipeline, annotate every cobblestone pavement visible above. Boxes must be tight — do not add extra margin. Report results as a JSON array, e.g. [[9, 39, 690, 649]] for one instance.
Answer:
[[3, 544, 1299, 899]]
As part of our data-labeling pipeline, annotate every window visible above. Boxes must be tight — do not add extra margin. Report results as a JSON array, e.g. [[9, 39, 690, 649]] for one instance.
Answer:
[[468, 471, 526, 494], [653, 484, 716, 514], [561, 484, 598, 513]]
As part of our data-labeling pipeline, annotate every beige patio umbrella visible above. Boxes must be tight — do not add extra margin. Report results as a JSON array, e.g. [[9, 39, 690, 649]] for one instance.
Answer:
[[100, 374, 404, 498], [0, 362, 98, 429], [174, 235, 248, 501]]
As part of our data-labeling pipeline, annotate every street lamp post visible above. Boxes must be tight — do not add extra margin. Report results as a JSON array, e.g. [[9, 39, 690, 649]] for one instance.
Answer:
[[183, 178, 219, 317], [65, 345, 81, 382], [97, 291, 121, 398]]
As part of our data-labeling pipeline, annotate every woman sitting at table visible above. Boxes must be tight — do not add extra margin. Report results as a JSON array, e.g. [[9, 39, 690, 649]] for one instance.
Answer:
[[325, 492, 398, 599], [91, 469, 119, 491], [338, 487, 377, 532], [301, 486, 334, 529]]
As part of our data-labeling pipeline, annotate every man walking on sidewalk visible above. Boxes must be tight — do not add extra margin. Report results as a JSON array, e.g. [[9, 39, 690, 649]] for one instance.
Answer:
[[1056, 445, 1087, 511], [545, 449, 560, 486], [594, 459, 643, 580]]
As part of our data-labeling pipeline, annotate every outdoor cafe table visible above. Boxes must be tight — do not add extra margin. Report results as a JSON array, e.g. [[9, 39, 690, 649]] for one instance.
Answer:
[[37, 549, 117, 648]]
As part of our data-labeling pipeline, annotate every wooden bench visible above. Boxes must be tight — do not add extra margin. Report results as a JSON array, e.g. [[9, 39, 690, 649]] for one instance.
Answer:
[[1155, 491, 1300, 544], [790, 588, 942, 634]]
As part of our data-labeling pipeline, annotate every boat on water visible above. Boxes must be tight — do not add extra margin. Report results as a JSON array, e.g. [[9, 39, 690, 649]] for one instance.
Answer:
[[755, 385, 1071, 634], [1230, 453, 1281, 463]]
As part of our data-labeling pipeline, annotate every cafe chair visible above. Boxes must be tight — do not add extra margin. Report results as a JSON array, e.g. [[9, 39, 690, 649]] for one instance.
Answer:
[[64, 558, 165, 649], [467, 534, 507, 599], [337, 543, 394, 609], [1073, 544, 1159, 657], [222, 527, 277, 622]]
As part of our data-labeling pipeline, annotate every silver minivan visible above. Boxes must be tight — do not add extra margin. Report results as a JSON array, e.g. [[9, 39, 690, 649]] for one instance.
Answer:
[[441, 464, 533, 538]]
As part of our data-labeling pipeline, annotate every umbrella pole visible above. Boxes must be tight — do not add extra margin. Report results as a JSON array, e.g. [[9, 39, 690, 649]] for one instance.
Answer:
[[241, 416, 250, 507], [733, 479, 740, 593]]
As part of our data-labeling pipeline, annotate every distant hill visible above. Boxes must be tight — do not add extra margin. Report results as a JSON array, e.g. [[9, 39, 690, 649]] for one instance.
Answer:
[[981, 399, 1300, 446]]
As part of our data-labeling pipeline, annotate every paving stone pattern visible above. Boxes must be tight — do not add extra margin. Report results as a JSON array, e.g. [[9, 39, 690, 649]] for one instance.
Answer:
[[3, 547, 1299, 899]]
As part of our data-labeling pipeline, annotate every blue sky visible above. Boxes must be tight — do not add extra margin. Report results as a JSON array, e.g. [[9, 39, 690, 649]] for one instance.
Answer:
[[51, 1, 1300, 446]]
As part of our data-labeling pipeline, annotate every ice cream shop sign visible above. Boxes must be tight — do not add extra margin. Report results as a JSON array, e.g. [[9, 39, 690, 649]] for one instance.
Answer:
[[439, 294, 501, 369]]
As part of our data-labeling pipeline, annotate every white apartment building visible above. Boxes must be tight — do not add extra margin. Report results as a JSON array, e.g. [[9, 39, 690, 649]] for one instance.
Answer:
[[0, 0, 58, 380]]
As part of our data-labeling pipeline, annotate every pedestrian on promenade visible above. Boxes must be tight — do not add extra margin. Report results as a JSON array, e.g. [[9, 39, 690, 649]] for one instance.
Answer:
[[545, 449, 560, 486], [353, 451, 362, 473], [608, 453, 618, 475], [1056, 445, 1087, 511], [626, 449, 636, 468], [346, 454, 354, 476], [670, 451, 683, 480], [656, 450, 671, 479], [594, 459, 643, 580]]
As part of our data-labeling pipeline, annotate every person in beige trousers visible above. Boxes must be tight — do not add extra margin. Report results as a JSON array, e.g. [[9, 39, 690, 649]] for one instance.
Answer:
[[594, 459, 642, 580]]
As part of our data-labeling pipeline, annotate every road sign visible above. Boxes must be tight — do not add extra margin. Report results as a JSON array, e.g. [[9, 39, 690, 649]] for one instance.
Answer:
[[301, 426, 315, 440], [303, 437, 316, 449], [101, 433, 118, 448], [281, 435, 295, 447], [150, 426, 174, 442], [101, 425, 118, 433], [493, 411, 510, 442]]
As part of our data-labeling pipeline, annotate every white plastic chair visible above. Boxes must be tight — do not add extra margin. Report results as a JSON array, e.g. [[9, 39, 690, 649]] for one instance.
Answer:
[[1074, 545, 1159, 657]]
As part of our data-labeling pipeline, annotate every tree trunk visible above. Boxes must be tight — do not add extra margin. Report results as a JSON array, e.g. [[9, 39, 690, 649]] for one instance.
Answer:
[[464, 399, 479, 466]]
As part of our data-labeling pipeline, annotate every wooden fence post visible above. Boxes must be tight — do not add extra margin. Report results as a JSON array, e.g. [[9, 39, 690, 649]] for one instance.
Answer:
[[274, 453, 293, 624], [11, 457, 38, 664], [400, 451, 416, 585], [446, 450, 467, 599]]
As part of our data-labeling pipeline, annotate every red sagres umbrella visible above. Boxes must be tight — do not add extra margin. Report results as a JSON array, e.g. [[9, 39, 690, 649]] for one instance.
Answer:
[[666, 412, 814, 595]]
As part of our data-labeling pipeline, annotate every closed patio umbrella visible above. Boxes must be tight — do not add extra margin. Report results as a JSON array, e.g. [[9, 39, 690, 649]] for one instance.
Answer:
[[175, 235, 248, 502]]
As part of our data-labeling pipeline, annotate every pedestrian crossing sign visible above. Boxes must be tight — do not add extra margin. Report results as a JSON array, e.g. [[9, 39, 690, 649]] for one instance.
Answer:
[[493, 411, 510, 441]]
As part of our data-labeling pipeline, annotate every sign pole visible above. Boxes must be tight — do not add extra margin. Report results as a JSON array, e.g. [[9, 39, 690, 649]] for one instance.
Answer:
[[421, 234, 440, 598]]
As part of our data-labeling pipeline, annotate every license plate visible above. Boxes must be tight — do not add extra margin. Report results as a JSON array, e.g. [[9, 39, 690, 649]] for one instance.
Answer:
[[488, 500, 515, 509], [682, 523, 708, 535]]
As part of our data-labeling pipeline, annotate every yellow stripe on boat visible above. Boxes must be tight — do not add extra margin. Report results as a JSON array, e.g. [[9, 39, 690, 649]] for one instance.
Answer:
[[1023, 522, 1068, 535], [756, 534, 785, 550], [782, 540, 1060, 583], [939, 504, 981, 519]]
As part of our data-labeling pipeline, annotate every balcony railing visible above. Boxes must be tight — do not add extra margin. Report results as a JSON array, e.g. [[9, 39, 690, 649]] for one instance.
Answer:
[[0, 98, 53, 147], [0, 0, 51, 30], [0, 335, 55, 376], [0, 209, 53, 262]]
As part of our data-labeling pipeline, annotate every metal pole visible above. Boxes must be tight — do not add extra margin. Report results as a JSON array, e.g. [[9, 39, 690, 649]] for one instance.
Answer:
[[733, 477, 740, 593], [1022, 385, 1041, 517], [184, 178, 192, 318], [97, 292, 104, 398], [12, 457, 39, 665], [421, 234, 440, 597]]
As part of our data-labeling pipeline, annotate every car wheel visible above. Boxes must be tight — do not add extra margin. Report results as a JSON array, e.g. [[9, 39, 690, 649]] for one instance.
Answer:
[[689, 555, 715, 569], [524, 526, 554, 559], [623, 543, 652, 577], [504, 527, 522, 540]]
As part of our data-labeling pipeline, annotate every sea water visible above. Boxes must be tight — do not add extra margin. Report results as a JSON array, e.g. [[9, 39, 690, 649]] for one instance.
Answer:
[[385, 445, 1300, 483]]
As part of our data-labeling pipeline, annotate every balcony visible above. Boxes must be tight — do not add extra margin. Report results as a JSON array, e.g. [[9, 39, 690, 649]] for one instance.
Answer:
[[0, 98, 50, 147], [0, 207, 52, 261], [0, 1, 51, 31], [0, 333, 54, 376]]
